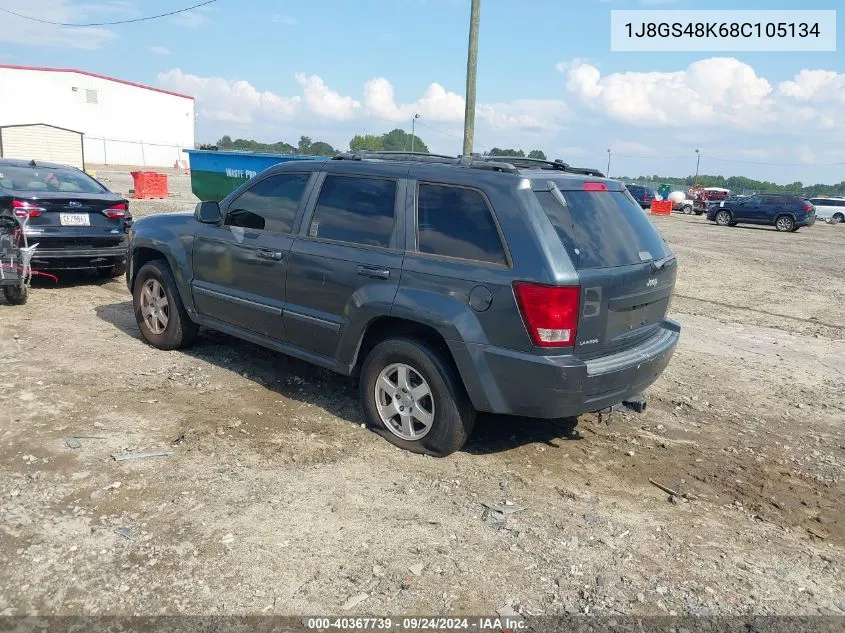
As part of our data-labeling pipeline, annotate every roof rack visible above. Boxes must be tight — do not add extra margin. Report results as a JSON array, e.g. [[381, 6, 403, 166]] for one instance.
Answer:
[[333, 150, 458, 164], [329, 150, 604, 177], [480, 155, 605, 177]]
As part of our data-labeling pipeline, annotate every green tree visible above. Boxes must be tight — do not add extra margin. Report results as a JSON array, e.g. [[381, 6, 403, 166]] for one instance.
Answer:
[[307, 141, 336, 156], [348, 129, 430, 153], [218, 135, 233, 148], [298, 136, 312, 154], [382, 128, 430, 153], [487, 148, 525, 157], [527, 150, 547, 160], [350, 134, 385, 151]]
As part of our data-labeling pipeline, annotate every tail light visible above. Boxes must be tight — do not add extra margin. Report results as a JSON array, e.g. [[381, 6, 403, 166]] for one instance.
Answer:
[[12, 200, 43, 218], [104, 203, 128, 219], [583, 182, 607, 192], [803, 203, 814, 213], [513, 282, 580, 347]]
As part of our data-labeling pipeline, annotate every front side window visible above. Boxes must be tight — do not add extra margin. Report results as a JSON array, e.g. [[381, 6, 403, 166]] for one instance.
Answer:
[[308, 175, 397, 248], [226, 173, 310, 233], [416, 183, 507, 265]]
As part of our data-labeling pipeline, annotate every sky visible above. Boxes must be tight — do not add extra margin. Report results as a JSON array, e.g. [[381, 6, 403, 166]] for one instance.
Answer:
[[0, 0, 843, 184]]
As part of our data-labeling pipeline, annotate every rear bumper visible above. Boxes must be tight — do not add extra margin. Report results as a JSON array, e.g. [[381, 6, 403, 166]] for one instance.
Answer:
[[29, 244, 127, 269], [452, 319, 680, 419], [798, 215, 816, 227]]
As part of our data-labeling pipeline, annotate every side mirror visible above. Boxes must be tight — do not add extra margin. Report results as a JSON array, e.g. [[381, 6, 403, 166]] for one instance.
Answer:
[[195, 201, 222, 224]]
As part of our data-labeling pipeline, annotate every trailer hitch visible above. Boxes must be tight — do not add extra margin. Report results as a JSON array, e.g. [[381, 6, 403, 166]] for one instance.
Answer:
[[595, 394, 648, 425]]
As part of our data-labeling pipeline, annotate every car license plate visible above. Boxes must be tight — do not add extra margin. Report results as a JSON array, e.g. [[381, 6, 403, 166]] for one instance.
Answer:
[[60, 213, 90, 226]]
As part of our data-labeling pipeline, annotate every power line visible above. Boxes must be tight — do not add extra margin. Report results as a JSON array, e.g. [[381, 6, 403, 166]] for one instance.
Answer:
[[415, 120, 463, 142], [0, 0, 216, 27]]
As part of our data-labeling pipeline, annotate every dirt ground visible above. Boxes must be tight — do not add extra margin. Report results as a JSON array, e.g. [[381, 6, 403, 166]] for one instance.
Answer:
[[1, 169, 843, 618]]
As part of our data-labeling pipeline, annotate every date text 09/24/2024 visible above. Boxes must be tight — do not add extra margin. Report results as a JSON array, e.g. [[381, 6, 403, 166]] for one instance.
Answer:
[[305, 618, 526, 631]]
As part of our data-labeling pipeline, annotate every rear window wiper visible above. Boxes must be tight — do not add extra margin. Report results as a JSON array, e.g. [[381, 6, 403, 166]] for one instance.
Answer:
[[649, 254, 677, 273]]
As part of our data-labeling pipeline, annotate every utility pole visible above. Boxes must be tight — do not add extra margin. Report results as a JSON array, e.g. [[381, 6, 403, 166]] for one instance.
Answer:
[[462, 0, 481, 156], [411, 113, 420, 152], [694, 149, 701, 184], [606, 149, 611, 177]]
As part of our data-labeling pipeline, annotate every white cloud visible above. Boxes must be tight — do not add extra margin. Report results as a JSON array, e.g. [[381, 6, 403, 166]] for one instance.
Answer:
[[294, 73, 362, 121], [170, 6, 212, 28], [778, 69, 845, 103], [0, 0, 124, 49], [364, 78, 464, 122], [477, 99, 570, 130], [158, 69, 301, 125], [562, 57, 775, 128], [150, 46, 171, 55], [272, 14, 299, 26], [610, 141, 653, 156]]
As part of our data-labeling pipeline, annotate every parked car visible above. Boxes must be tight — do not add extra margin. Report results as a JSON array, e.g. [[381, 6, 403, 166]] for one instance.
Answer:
[[127, 152, 680, 456], [624, 184, 656, 209], [706, 193, 816, 232], [0, 158, 131, 277], [702, 187, 731, 202], [808, 197, 845, 224]]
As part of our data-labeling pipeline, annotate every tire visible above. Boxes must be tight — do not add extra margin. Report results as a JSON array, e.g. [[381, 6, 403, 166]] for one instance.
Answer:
[[682, 205, 693, 215], [833, 213, 844, 224], [715, 209, 733, 226], [97, 259, 127, 279], [132, 259, 198, 350], [775, 215, 795, 232], [3, 284, 28, 306], [359, 337, 476, 457]]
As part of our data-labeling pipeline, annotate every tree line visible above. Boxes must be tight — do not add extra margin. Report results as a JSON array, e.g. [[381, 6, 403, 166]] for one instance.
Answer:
[[209, 131, 549, 161], [206, 134, 842, 195], [621, 173, 845, 198]]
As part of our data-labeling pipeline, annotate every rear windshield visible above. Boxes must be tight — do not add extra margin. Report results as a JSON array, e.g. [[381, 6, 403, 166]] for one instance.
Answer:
[[0, 165, 106, 194], [533, 185, 672, 269]]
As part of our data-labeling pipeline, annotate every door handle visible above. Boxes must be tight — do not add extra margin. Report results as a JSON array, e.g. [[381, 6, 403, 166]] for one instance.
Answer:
[[257, 249, 283, 261], [357, 265, 390, 280]]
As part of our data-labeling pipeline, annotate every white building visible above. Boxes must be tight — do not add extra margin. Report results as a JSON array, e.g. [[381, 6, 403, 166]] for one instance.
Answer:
[[0, 65, 194, 169]]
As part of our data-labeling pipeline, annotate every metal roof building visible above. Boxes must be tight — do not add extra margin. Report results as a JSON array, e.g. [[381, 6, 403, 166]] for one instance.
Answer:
[[0, 65, 195, 169]]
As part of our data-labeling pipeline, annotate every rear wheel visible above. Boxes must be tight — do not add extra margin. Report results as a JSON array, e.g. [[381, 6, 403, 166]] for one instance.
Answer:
[[359, 337, 475, 457], [833, 213, 844, 224], [3, 284, 28, 306], [775, 215, 795, 232], [133, 259, 198, 350], [715, 210, 732, 226]]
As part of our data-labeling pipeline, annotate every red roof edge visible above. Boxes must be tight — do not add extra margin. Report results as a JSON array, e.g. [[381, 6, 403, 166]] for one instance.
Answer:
[[0, 65, 194, 101]]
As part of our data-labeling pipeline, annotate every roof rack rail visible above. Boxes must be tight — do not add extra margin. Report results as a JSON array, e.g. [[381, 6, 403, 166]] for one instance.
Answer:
[[333, 150, 458, 164], [476, 155, 605, 177], [484, 155, 569, 171]]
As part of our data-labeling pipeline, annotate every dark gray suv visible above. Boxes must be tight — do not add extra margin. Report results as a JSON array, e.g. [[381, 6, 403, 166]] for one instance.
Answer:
[[127, 152, 680, 456]]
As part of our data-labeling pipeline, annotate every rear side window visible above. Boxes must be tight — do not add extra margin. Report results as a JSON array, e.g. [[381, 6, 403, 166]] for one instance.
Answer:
[[226, 173, 310, 233], [416, 183, 507, 265], [534, 185, 671, 269], [309, 175, 397, 248]]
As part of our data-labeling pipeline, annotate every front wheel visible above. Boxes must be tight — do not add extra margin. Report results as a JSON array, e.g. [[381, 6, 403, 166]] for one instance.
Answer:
[[133, 259, 198, 350], [3, 284, 28, 306], [359, 337, 475, 457], [832, 213, 844, 224], [715, 210, 733, 226], [775, 215, 795, 232]]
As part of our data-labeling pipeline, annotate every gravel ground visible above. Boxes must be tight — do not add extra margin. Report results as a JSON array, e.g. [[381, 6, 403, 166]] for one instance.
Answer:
[[1, 169, 843, 618]]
